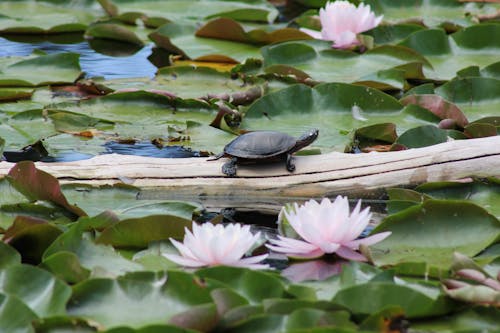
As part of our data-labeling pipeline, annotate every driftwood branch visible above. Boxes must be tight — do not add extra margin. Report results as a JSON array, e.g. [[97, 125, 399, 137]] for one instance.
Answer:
[[0, 136, 499, 211]]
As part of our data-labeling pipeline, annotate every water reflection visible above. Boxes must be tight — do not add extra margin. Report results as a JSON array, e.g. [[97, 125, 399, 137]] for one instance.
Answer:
[[281, 259, 346, 283], [104, 141, 200, 158], [0, 36, 157, 79]]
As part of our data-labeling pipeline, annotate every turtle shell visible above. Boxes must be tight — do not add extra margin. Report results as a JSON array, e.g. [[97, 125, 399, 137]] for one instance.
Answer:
[[224, 131, 297, 159]]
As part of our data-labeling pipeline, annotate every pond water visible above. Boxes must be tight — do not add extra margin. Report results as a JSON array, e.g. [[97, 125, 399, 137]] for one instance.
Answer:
[[0, 36, 157, 79]]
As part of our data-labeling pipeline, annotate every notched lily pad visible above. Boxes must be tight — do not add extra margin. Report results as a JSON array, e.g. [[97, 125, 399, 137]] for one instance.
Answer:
[[371, 199, 500, 272]]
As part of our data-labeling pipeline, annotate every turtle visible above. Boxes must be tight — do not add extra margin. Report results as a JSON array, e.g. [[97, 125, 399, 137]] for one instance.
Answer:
[[210, 129, 319, 177]]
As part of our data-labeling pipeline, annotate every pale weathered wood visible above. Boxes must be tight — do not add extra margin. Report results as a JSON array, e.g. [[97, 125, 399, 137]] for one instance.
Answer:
[[0, 136, 499, 210]]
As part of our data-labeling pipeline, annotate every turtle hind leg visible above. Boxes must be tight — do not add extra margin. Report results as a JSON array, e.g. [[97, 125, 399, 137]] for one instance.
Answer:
[[222, 157, 238, 177], [286, 154, 295, 172]]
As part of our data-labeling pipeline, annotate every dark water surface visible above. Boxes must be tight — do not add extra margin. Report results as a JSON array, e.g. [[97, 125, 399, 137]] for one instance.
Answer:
[[0, 36, 157, 79]]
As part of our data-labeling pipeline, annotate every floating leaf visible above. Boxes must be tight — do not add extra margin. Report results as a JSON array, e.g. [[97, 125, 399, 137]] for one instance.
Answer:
[[67, 271, 214, 330], [0, 53, 82, 87], [0, 264, 71, 317], [435, 77, 500, 121], [371, 200, 500, 271], [0, 292, 37, 333], [262, 41, 430, 88], [96, 214, 193, 248], [399, 26, 500, 80], [0, 0, 96, 34], [332, 280, 453, 318], [7, 161, 87, 218], [243, 83, 420, 152], [196, 17, 311, 45], [393, 125, 449, 149], [197, 266, 285, 304], [150, 22, 261, 63], [0, 242, 20, 269], [109, 0, 278, 23], [85, 23, 144, 46], [43, 221, 143, 276]]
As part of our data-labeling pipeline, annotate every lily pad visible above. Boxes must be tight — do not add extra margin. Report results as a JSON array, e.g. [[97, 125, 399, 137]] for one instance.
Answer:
[[67, 271, 215, 330], [243, 83, 444, 152], [333, 280, 453, 318], [0, 0, 97, 34], [0, 264, 71, 317], [364, 0, 500, 28], [399, 25, 500, 80], [150, 22, 262, 63], [107, 0, 278, 23], [371, 200, 500, 272], [0, 52, 82, 87], [0, 293, 37, 333], [262, 41, 429, 89]]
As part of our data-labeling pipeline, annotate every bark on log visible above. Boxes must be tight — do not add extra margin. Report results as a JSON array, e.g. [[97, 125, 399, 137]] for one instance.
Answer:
[[0, 136, 499, 211]]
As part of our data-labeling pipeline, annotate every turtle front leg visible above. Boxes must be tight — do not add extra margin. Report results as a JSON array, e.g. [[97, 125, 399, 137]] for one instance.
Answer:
[[222, 157, 238, 177], [286, 154, 295, 172]]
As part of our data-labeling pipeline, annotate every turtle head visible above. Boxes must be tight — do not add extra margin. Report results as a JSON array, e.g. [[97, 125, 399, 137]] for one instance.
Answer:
[[293, 129, 319, 152]]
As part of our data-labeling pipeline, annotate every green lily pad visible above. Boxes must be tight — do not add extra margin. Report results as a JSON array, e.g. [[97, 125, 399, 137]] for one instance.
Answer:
[[371, 200, 500, 272], [0, 292, 37, 333], [415, 179, 500, 219], [0, 264, 71, 317], [412, 307, 500, 332], [393, 125, 449, 149], [108, 0, 278, 23], [150, 22, 262, 62], [97, 66, 265, 101], [364, 0, 500, 28], [0, 87, 34, 101], [0, 242, 21, 269], [96, 214, 193, 248], [196, 17, 311, 45], [51, 90, 235, 153], [0, 0, 97, 34], [67, 271, 214, 330], [435, 77, 500, 121], [85, 23, 145, 46], [197, 266, 285, 304], [40, 251, 91, 284], [333, 280, 453, 319], [262, 41, 429, 89], [61, 183, 202, 220], [43, 221, 144, 276], [242, 82, 446, 152], [399, 25, 500, 80], [0, 52, 82, 87]]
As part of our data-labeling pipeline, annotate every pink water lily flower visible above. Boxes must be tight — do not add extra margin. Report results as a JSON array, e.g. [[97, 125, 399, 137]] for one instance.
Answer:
[[267, 196, 391, 261], [301, 1, 383, 49], [163, 222, 269, 269]]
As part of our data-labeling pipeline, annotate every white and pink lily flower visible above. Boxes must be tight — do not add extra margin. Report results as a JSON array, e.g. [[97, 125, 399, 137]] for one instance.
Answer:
[[301, 1, 383, 49], [267, 196, 391, 261], [163, 222, 269, 269]]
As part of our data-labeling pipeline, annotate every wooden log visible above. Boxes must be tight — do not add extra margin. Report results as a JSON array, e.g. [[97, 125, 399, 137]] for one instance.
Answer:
[[1, 136, 499, 211]]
